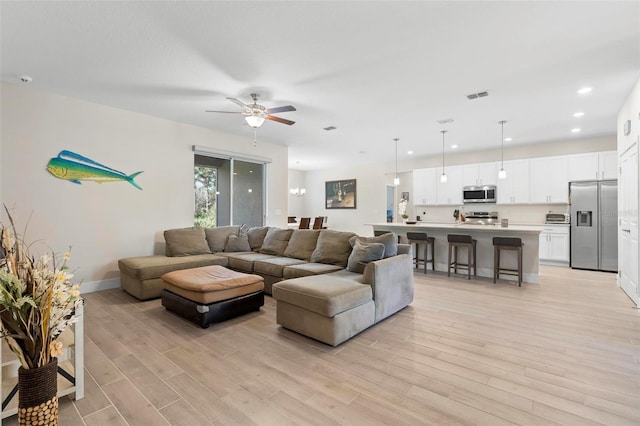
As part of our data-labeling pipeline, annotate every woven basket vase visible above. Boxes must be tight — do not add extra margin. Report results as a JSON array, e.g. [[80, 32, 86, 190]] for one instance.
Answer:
[[18, 359, 59, 426]]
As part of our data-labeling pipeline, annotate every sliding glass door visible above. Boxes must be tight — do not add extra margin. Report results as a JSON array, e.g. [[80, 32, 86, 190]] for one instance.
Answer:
[[194, 154, 265, 227]]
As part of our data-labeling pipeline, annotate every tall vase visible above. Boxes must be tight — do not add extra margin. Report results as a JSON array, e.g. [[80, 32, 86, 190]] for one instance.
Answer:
[[18, 359, 58, 426]]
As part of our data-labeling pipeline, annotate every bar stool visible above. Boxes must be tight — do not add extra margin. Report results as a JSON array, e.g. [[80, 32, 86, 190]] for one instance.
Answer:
[[447, 234, 477, 280], [406, 232, 435, 273], [493, 237, 524, 286], [374, 230, 401, 244]]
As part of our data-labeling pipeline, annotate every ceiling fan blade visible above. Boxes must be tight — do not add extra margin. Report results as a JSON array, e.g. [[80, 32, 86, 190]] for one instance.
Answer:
[[227, 97, 249, 108], [205, 110, 243, 114], [266, 115, 295, 126], [266, 105, 296, 114]]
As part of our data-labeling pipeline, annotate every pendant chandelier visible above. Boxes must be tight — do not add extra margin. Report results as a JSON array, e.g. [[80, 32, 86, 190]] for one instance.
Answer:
[[498, 120, 507, 179], [393, 138, 400, 186], [440, 130, 448, 183]]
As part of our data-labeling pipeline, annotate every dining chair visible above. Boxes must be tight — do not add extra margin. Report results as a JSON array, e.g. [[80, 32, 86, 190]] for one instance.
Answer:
[[299, 217, 311, 229], [312, 216, 325, 229]]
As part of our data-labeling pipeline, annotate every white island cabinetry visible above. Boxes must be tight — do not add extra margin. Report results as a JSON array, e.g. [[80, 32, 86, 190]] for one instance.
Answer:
[[369, 222, 543, 283]]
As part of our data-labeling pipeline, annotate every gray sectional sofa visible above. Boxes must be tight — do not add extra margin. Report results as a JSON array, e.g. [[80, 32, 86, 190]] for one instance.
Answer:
[[118, 225, 414, 345]]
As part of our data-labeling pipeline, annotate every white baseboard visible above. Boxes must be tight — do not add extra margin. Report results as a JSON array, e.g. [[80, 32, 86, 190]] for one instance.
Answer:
[[79, 278, 120, 294]]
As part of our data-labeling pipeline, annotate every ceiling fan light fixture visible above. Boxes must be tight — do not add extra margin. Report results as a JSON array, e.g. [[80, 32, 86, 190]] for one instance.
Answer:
[[245, 115, 266, 128]]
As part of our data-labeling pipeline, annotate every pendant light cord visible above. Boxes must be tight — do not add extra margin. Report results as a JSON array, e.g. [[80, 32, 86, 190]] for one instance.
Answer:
[[499, 120, 506, 168], [441, 130, 446, 170], [394, 138, 399, 179]]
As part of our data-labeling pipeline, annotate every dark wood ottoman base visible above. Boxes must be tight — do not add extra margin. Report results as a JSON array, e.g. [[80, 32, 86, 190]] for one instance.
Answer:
[[161, 289, 264, 328]]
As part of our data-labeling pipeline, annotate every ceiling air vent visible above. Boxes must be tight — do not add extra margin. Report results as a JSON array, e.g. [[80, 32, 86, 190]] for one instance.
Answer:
[[437, 118, 454, 124], [323, 126, 337, 131], [467, 91, 489, 100]]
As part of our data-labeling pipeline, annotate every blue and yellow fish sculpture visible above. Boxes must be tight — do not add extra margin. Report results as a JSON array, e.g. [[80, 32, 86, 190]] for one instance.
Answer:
[[47, 150, 143, 190]]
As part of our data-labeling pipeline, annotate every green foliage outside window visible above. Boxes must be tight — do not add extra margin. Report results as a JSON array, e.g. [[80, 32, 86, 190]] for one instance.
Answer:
[[194, 166, 217, 228]]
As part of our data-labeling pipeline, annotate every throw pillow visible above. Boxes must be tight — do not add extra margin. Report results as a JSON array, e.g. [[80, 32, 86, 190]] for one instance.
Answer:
[[259, 228, 294, 256], [349, 233, 397, 258], [164, 227, 211, 257], [283, 229, 320, 260], [346, 240, 385, 273], [224, 234, 252, 252], [204, 226, 240, 253], [247, 226, 269, 251], [310, 230, 357, 267]]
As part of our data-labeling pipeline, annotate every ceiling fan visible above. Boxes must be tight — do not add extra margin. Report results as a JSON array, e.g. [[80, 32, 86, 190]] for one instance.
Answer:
[[206, 93, 296, 128]]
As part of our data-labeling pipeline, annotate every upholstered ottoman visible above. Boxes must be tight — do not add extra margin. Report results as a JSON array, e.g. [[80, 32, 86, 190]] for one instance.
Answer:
[[161, 265, 264, 328], [272, 274, 375, 346]]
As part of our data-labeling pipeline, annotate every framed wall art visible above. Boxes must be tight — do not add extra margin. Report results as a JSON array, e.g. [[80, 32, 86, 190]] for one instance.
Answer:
[[325, 179, 356, 209]]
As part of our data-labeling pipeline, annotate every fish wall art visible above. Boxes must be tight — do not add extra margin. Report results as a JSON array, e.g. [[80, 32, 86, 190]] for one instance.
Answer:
[[47, 150, 143, 190]]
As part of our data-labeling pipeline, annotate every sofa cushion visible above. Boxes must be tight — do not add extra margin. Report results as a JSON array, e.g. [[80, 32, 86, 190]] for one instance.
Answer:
[[283, 229, 320, 260], [247, 226, 269, 251], [346, 240, 385, 273], [259, 228, 293, 256], [272, 275, 372, 317], [228, 253, 278, 272], [282, 263, 344, 279], [164, 227, 211, 257], [119, 254, 227, 280], [309, 230, 356, 267], [204, 226, 240, 253], [350, 233, 398, 258], [253, 257, 308, 277], [225, 234, 252, 252]]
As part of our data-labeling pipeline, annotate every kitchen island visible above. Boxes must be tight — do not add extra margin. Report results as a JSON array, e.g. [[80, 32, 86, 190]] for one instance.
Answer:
[[369, 222, 544, 283]]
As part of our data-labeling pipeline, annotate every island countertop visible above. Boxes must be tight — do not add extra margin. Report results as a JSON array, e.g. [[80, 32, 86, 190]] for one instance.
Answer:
[[366, 222, 544, 233], [369, 222, 542, 283]]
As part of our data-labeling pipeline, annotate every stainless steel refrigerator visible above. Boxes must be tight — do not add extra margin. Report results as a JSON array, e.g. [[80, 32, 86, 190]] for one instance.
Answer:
[[570, 180, 618, 271]]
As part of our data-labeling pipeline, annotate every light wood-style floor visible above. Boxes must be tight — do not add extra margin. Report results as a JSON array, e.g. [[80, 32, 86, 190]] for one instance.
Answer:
[[5, 266, 639, 426]]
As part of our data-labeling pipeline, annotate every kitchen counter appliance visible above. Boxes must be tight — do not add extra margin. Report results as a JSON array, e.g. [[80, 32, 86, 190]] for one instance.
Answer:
[[570, 180, 617, 272], [545, 213, 570, 224], [463, 185, 497, 204]]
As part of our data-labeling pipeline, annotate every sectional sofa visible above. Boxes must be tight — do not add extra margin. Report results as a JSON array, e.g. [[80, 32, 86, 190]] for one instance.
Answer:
[[118, 225, 414, 345]]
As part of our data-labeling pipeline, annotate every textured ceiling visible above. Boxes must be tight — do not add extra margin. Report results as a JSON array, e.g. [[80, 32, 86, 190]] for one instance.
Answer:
[[2, 1, 639, 170]]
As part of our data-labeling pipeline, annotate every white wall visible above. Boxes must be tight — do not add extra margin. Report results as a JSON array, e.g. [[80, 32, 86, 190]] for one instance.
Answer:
[[303, 164, 386, 236], [287, 169, 306, 218], [0, 83, 288, 291]]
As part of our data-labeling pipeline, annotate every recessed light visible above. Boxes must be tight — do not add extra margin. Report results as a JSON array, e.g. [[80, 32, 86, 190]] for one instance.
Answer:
[[571, 128, 581, 133], [577, 87, 592, 95], [451, 144, 458, 149], [504, 138, 512, 142], [407, 150, 414, 155], [18, 75, 32, 84], [573, 112, 584, 117]]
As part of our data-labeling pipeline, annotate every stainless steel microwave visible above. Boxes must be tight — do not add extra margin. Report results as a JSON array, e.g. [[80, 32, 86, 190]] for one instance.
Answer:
[[463, 185, 497, 203]]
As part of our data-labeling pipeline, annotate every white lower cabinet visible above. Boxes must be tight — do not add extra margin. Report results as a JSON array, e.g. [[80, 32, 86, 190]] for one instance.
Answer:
[[539, 225, 570, 264]]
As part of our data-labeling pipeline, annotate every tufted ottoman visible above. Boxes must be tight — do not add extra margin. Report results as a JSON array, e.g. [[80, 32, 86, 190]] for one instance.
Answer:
[[161, 265, 264, 328]]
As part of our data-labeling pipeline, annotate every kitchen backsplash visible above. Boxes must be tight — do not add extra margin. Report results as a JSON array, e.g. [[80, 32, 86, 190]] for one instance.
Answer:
[[413, 204, 570, 225]]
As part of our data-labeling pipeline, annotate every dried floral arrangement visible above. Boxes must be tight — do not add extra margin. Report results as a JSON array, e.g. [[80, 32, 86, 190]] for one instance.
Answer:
[[0, 206, 82, 369]]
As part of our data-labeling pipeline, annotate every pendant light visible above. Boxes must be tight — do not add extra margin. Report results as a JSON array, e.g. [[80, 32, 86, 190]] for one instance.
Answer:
[[498, 120, 507, 179], [393, 138, 400, 186], [440, 130, 448, 183]]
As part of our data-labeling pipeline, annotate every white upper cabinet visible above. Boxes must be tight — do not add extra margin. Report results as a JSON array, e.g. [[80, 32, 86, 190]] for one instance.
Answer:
[[462, 162, 497, 186], [530, 156, 569, 204], [436, 165, 463, 205], [497, 159, 530, 204], [568, 152, 599, 181], [598, 150, 618, 180], [413, 168, 437, 205]]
